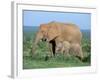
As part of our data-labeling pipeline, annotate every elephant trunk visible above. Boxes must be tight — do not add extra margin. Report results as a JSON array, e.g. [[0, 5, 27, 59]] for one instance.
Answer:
[[32, 31, 42, 56]]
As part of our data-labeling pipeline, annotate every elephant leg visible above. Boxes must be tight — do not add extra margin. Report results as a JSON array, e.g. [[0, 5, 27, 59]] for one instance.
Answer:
[[78, 46, 84, 60], [75, 44, 84, 60], [48, 43, 53, 57], [63, 49, 70, 59], [71, 43, 83, 60]]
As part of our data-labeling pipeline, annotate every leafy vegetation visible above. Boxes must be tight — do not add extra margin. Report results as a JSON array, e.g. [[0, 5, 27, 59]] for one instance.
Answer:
[[23, 27, 91, 69]]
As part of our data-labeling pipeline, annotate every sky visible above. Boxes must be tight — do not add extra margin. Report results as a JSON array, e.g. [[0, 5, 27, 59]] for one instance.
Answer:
[[23, 10, 91, 30]]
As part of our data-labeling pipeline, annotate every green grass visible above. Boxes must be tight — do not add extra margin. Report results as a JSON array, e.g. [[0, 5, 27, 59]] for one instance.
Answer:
[[23, 55, 90, 69], [23, 29, 91, 69]]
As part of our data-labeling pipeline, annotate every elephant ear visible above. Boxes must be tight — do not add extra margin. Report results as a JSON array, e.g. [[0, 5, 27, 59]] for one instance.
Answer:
[[47, 23, 60, 41]]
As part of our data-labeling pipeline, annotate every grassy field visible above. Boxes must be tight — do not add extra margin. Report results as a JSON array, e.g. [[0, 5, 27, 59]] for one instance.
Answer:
[[23, 26, 91, 69]]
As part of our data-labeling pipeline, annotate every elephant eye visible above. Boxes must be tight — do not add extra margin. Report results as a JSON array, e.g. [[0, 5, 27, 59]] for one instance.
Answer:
[[40, 31, 44, 33], [41, 31, 45, 34], [41, 31, 47, 36]]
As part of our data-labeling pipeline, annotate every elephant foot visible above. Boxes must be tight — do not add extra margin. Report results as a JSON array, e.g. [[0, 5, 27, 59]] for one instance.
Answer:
[[76, 56, 84, 61], [44, 55, 49, 61], [82, 54, 91, 62], [44, 54, 53, 61]]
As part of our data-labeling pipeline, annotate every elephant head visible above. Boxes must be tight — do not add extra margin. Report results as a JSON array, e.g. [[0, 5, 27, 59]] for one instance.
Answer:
[[32, 24, 49, 54], [32, 22, 59, 56], [34, 24, 48, 44]]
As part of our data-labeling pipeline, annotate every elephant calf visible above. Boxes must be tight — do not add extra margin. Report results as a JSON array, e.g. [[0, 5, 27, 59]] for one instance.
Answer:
[[56, 40, 84, 60]]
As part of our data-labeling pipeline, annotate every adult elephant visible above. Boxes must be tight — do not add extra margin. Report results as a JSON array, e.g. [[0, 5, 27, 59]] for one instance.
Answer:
[[32, 21, 83, 60]]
